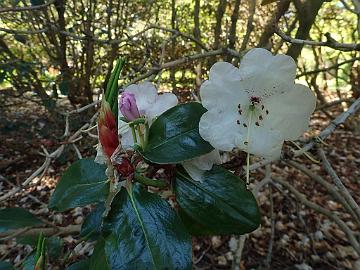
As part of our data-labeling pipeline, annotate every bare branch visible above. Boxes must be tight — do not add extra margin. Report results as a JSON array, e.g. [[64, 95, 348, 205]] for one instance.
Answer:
[[0, 0, 55, 14], [286, 160, 359, 223], [240, 0, 256, 51], [317, 148, 360, 222], [125, 48, 243, 86], [296, 57, 360, 78], [275, 25, 360, 51], [0, 225, 81, 239], [0, 24, 207, 50], [272, 176, 360, 255], [295, 97, 360, 156]]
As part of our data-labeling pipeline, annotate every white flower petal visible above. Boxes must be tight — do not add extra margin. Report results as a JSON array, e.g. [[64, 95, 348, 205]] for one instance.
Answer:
[[235, 127, 283, 160], [239, 48, 296, 98], [124, 82, 157, 115], [118, 118, 130, 136], [199, 109, 244, 151], [120, 129, 135, 150], [94, 144, 107, 164], [182, 150, 221, 182], [200, 62, 247, 110], [182, 162, 205, 182], [146, 93, 178, 121], [188, 149, 221, 171], [263, 84, 316, 140], [208, 61, 242, 82]]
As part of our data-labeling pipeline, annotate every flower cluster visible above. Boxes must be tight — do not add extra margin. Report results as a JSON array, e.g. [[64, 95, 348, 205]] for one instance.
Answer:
[[96, 48, 316, 183]]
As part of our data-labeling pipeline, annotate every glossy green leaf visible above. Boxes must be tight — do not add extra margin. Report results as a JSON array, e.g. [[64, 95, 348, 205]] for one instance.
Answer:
[[66, 259, 90, 270], [177, 209, 215, 236], [141, 102, 213, 164], [175, 166, 260, 235], [102, 184, 192, 270], [0, 261, 14, 270], [22, 253, 36, 270], [80, 203, 105, 240], [89, 238, 110, 270], [47, 236, 63, 260], [49, 158, 109, 212], [16, 235, 38, 246], [0, 208, 42, 233]]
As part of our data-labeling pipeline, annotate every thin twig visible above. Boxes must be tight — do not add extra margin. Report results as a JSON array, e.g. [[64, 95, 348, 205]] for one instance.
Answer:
[[296, 57, 360, 78], [286, 160, 359, 223], [295, 96, 360, 156], [0, 225, 81, 239], [0, 0, 55, 13], [275, 25, 360, 51], [272, 176, 360, 255], [125, 48, 243, 86], [264, 184, 275, 268], [317, 148, 360, 222]]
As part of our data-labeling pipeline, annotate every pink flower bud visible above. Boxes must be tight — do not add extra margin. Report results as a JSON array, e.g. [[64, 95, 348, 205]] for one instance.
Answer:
[[119, 92, 140, 121]]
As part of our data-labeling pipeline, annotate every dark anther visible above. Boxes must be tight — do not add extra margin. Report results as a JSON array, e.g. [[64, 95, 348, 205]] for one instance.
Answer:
[[261, 105, 264, 110], [238, 109, 242, 115], [266, 110, 269, 115], [238, 104, 241, 109], [243, 123, 247, 127], [237, 120, 240, 124], [259, 115, 263, 120], [255, 122, 259, 126], [244, 141, 248, 145]]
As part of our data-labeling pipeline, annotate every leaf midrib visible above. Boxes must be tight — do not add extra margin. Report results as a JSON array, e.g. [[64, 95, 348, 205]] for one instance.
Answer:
[[68, 179, 108, 187], [128, 189, 157, 270]]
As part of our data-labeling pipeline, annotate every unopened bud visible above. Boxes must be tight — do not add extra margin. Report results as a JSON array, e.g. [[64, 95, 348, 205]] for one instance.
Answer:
[[119, 92, 140, 121]]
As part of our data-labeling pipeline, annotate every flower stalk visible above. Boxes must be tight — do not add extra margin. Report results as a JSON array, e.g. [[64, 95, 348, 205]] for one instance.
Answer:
[[134, 172, 167, 188]]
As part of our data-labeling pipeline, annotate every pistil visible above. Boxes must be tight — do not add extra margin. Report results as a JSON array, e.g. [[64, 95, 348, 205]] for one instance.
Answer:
[[245, 106, 255, 187]]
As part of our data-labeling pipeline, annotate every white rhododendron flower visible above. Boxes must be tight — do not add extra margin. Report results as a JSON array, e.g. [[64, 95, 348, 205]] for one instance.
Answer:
[[182, 150, 222, 182], [199, 48, 316, 160], [118, 82, 178, 149]]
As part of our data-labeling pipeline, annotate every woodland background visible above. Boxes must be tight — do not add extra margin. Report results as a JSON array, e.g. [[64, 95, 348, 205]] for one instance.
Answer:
[[0, 0, 360, 269]]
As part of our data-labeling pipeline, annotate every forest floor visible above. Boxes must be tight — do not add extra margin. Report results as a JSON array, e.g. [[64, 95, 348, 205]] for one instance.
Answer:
[[0, 92, 359, 270]]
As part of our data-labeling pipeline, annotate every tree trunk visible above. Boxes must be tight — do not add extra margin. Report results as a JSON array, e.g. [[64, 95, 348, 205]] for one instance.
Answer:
[[257, 0, 291, 48], [286, 0, 326, 61], [214, 0, 227, 50], [226, 0, 241, 62], [194, 0, 202, 91]]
